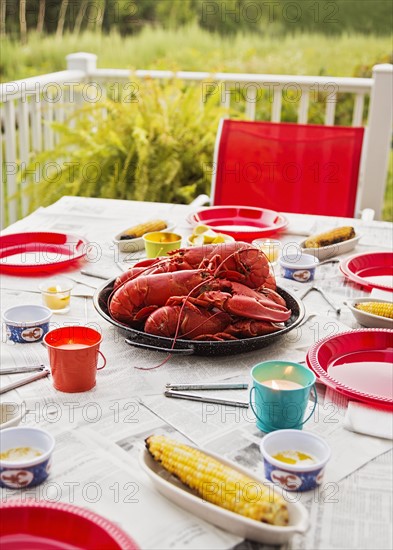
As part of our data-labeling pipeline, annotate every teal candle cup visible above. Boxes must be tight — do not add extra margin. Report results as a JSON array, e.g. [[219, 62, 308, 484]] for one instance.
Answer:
[[250, 361, 317, 433]]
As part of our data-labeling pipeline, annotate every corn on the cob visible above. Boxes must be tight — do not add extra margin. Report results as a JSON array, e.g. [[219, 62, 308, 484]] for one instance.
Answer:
[[304, 226, 355, 248], [120, 219, 167, 240], [355, 302, 393, 319], [145, 435, 288, 526]]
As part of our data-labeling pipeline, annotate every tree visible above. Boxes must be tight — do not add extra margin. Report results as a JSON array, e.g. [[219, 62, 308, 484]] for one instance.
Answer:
[[0, 0, 6, 37], [19, 0, 27, 43], [37, 0, 45, 33], [96, 0, 106, 32], [56, 0, 69, 38], [85, 0, 107, 31], [74, 0, 88, 34]]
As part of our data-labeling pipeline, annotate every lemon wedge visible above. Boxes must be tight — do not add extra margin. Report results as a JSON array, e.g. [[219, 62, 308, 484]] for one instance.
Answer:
[[212, 234, 229, 244], [193, 224, 210, 235], [200, 229, 218, 243]]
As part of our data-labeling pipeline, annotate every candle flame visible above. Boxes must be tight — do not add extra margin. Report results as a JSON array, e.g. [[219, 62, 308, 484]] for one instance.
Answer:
[[272, 380, 280, 390]]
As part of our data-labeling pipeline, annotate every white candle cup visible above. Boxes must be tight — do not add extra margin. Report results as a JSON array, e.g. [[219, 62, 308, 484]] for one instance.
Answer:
[[252, 239, 282, 264], [39, 279, 73, 314]]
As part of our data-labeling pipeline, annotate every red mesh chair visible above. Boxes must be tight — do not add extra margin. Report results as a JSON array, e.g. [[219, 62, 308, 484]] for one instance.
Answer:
[[211, 119, 365, 217]]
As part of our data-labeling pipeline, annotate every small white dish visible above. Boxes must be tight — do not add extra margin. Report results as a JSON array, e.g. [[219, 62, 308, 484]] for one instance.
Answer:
[[344, 298, 393, 329], [114, 221, 175, 252], [300, 234, 361, 261], [140, 447, 309, 545]]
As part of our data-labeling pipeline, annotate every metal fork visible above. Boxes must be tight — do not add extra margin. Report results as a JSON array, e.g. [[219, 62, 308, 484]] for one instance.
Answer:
[[0, 364, 46, 375]]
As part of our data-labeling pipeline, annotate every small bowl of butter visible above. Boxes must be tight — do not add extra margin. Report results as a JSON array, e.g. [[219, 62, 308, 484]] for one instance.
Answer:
[[0, 427, 55, 488], [260, 429, 331, 491], [39, 279, 73, 314]]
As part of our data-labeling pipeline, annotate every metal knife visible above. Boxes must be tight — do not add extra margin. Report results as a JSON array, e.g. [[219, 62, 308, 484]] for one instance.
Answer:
[[164, 390, 249, 408], [165, 382, 248, 391]]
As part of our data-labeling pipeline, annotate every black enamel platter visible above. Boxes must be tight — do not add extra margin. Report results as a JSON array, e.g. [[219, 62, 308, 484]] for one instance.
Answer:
[[94, 278, 305, 356]]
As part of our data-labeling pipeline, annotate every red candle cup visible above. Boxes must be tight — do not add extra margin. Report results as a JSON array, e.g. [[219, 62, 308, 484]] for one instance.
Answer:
[[44, 326, 106, 393]]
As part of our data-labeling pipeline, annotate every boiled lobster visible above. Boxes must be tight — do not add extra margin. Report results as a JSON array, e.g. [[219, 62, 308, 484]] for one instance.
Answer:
[[145, 304, 283, 341], [114, 242, 276, 291], [108, 242, 291, 340]]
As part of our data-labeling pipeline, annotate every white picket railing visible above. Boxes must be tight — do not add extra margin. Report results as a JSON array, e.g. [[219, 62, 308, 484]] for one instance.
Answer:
[[1, 52, 392, 228]]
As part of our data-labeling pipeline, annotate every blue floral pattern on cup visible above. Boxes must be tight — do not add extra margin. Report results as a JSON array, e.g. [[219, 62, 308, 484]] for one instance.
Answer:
[[263, 459, 325, 492], [6, 322, 50, 343], [0, 457, 51, 489], [280, 266, 315, 282], [3, 305, 52, 344]]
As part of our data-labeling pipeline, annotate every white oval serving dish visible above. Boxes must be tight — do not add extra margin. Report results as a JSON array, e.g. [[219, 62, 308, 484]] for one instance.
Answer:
[[300, 234, 361, 262], [344, 297, 393, 329], [114, 221, 175, 252], [140, 446, 309, 545]]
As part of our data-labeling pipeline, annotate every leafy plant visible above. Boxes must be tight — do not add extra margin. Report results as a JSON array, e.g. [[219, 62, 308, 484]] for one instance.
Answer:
[[21, 78, 227, 210]]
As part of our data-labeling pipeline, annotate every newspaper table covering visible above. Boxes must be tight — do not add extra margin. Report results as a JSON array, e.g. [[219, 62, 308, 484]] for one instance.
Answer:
[[1, 196, 392, 550]]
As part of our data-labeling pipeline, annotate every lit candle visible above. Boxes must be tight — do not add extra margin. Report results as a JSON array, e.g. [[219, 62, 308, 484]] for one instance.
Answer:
[[261, 379, 303, 390], [57, 343, 89, 350]]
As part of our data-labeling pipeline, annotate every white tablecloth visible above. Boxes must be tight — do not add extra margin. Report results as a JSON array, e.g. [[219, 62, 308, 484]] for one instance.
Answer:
[[1, 196, 392, 550]]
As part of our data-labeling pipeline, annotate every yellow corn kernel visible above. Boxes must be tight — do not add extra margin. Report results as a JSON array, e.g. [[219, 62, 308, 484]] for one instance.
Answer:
[[355, 302, 393, 319], [304, 226, 355, 248], [145, 435, 288, 526]]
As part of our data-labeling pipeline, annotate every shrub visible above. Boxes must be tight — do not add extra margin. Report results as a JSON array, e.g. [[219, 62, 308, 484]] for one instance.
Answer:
[[22, 78, 227, 209]]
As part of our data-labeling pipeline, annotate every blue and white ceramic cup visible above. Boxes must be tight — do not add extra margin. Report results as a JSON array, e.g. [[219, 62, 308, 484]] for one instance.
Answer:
[[2, 305, 52, 343], [260, 429, 331, 492], [279, 253, 319, 283], [0, 427, 55, 489]]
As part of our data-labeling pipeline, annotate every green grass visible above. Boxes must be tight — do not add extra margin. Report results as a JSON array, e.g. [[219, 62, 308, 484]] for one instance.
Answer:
[[1, 26, 392, 81]]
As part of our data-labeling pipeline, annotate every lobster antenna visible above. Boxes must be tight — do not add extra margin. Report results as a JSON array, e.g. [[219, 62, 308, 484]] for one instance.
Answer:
[[135, 275, 215, 371]]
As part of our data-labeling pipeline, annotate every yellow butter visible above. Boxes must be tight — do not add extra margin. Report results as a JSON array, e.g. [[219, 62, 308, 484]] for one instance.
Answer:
[[273, 450, 316, 465], [0, 446, 43, 462]]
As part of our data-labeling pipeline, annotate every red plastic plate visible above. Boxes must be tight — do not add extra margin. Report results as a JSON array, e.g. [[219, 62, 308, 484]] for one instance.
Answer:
[[340, 251, 393, 291], [188, 206, 288, 241], [0, 500, 139, 550], [307, 328, 393, 409], [0, 232, 89, 275]]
